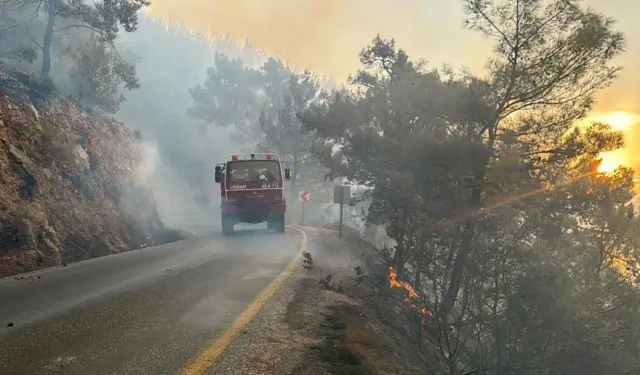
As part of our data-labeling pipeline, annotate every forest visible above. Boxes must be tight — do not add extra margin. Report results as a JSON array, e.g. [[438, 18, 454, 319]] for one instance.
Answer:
[[294, 2, 639, 373]]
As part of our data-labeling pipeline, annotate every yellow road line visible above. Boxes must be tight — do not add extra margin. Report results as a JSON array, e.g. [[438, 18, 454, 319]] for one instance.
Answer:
[[178, 226, 308, 375]]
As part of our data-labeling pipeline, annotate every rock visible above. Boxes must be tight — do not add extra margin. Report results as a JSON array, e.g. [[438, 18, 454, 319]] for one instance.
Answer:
[[0, 68, 178, 278], [7, 144, 37, 201], [72, 144, 90, 170], [26, 104, 39, 120], [14, 217, 35, 248]]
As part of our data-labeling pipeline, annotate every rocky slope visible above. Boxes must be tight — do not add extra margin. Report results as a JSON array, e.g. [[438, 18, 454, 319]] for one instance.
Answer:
[[0, 70, 180, 277]]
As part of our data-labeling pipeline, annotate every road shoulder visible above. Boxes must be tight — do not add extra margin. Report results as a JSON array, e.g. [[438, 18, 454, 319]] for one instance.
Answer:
[[206, 227, 427, 374]]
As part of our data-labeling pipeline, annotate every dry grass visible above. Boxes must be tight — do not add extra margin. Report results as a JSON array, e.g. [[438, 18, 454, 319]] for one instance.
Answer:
[[316, 296, 426, 375], [280, 231, 428, 375]]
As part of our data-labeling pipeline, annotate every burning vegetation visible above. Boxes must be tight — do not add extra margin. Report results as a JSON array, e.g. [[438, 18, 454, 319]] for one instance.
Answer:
[[293, 1, 640, 373], [388, 266, 431, 317]]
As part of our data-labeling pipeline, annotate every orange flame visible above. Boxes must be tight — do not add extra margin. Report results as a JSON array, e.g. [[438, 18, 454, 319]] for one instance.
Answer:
[[386, 267, 460, 335], [388, 267, 433, 318], [388, 267, 418, 299]]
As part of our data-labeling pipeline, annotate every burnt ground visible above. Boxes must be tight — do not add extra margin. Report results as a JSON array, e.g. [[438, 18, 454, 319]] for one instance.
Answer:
[[204, 226, 427, 375]]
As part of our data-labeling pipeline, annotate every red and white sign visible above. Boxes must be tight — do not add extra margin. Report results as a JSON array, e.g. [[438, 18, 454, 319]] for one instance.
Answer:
[[299, 191, 310, 202]]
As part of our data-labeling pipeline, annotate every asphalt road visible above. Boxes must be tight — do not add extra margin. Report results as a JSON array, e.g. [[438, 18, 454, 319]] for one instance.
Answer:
[[0, 219, 304, 375]]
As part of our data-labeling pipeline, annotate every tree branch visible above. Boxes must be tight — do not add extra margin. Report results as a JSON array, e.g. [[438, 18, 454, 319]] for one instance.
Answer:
[[54, 24, 101, 33], [466, 1, 515, 51], [0, 23, 16, 40], [25, 30, 43, 51], [32, 0, 44, 16]]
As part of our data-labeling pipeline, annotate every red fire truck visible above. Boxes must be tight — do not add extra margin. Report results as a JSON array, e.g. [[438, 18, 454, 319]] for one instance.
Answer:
[[214, 153, 291, 236]]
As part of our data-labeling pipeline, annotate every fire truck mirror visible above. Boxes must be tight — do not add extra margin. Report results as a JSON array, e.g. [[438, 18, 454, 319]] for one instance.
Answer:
[[284, 168, 292, 180], [214, 170, 221, 183]]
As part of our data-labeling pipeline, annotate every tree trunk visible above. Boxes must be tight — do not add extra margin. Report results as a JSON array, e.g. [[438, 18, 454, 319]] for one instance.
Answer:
[[40, 0, 58, 80], [440, 119, 497, 317], [392, 204, 410, 277], [439, 160, 486, 316], [440, 220, 475, 313]]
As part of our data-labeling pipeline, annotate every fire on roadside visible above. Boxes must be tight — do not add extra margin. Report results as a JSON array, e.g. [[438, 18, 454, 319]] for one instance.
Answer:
[[387, 267, 433, 318], [387, 267, 458, 334]]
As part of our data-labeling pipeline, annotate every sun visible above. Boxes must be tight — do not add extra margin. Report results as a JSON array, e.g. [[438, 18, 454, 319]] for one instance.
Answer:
[[597, 149, 628, 174], [588, 111, 638, 131], [583, 111, 638, 174]]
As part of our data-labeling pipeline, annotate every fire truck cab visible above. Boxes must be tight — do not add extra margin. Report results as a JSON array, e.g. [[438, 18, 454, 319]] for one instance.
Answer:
[[214, 153, 291, 236]]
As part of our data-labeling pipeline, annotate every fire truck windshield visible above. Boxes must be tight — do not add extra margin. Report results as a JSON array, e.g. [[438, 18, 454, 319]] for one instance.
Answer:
[[227, 160, 281, 182]]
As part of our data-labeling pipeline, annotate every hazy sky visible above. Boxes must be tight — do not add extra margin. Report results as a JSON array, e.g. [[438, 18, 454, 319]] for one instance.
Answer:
[[146, 0, 639, 171], [147, 0, 638, 114]]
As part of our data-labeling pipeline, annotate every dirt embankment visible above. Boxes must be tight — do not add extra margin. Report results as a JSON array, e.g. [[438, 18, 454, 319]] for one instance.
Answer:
[[205, 227, 428, 375], [287, 231, 428, 375], [0, 70, 182, 277]]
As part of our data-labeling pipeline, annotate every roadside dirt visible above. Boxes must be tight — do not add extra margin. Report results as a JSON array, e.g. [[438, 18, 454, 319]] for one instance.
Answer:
[[205, 227, 427, 374]]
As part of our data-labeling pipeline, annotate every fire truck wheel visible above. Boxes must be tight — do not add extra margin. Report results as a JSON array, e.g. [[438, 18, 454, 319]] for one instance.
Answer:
[[222, 214, 234, 236], [275, 214, 285, 233]]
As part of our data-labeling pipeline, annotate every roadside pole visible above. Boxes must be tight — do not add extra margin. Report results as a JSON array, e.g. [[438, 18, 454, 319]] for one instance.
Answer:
[[299, 191, 310, 225], [333, 185, 351, 239], [339, 195, 343, 238]]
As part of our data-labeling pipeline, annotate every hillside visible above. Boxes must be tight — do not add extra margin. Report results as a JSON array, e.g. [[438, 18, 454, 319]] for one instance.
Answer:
[[0, 70, 180, 277]]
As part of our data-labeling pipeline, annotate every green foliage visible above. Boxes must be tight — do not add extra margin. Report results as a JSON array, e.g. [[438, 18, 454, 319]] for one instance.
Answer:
[[354, 265, 365, 284], [302, 251, 314, 270], [189, 54, 330, 198], [258, 68, 325, 188], [55, 0, 149, 43], [68, 35, 138, 113], [349, 34, 416, 88], [300, 1, 638, 373], [319, 273, 344, 293], [188, 53, 265, 143], [39, 0, 149, 79], [0, 1, 42, 63]]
